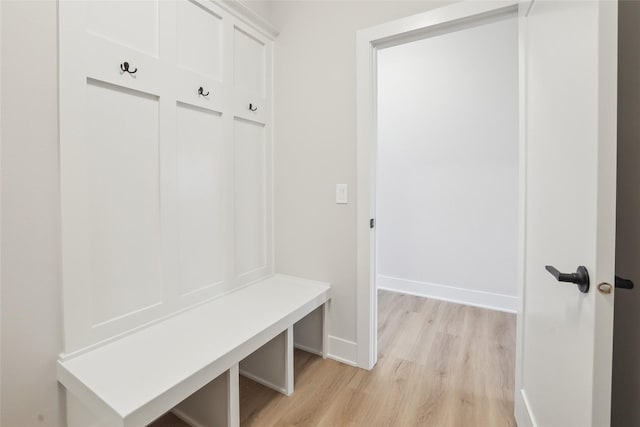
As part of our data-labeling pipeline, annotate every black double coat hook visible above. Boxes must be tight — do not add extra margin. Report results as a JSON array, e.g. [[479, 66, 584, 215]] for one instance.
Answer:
[[120, 61, 137, 74]]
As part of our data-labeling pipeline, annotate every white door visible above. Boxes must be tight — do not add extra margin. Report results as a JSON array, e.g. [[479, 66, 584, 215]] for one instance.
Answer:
[[516, 1, 618, 426]]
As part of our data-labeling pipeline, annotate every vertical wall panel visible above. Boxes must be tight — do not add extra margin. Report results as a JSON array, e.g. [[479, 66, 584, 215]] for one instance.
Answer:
[[234, 118, 266, 277], [87, 0, 159, 57], [233, 28, 265, 96], [176, 104, 226, 295], [176, 0, 223, 80], [85, 80, 162, 325]]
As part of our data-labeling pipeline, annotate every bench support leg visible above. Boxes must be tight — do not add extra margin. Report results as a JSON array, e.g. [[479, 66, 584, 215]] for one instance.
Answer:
[[229, 364, 239, 427], [323, 302, 329, 358], [285, 326, 294, 395], [172, 364, 239, 427], [240, 327, 294, 396]]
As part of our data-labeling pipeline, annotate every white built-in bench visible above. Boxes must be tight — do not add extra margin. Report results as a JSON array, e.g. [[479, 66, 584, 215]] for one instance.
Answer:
[[57, 275, 331, 427]]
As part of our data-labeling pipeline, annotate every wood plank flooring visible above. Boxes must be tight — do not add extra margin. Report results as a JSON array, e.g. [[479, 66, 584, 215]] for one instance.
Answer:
[[151, 291, 516, 426]]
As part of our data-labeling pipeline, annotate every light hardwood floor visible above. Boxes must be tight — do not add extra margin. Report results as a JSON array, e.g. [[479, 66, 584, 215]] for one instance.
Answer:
[[151, 291, 516, 426]]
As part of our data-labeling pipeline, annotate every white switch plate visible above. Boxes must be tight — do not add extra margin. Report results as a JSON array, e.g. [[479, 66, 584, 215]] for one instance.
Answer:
[[336, 184, 348, 204]]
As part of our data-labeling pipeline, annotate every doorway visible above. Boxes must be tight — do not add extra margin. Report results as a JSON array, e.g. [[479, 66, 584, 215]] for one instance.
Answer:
[[370, 7, 520, 425], [357, 2, 524, 369], [355, 3, 527, 425]]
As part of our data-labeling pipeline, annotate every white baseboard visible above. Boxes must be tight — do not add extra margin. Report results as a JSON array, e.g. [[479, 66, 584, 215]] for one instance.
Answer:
[[171, 408, 205, 427], [515, 389, 536, 427], [377, 275, 517, 313], [294, 343, 324, 357], [327, 335, 358, 366], [239, 369, 288, 395]]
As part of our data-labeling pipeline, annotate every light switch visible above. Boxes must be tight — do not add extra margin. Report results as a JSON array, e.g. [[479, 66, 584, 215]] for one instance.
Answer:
[[336, 184, 348, 204]]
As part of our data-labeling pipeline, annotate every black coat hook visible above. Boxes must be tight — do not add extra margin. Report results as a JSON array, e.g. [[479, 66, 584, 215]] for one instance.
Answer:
[[249, 103, 258, 112], [120, 61, 137, 74], [198, 87, 210, 97]]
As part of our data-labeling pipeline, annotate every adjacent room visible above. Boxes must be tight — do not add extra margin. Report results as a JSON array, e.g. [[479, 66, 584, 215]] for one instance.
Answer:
[[374, 11, 519, 423]]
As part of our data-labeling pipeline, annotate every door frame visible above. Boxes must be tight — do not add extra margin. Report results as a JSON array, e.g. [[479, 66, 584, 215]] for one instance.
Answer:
[[355, 3, 529, 416]]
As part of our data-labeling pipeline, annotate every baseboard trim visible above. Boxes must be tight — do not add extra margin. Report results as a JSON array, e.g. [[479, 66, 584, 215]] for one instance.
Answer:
[[171, 408, 205, 427], [239, 369, 288, 395], [294, 343, 324, 357], [326, 335, 358, 366], [377, 275, 517, 313], [515, 389, 536, 427]]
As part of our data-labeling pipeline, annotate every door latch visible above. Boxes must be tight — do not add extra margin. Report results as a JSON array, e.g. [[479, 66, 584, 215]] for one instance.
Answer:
[[615, 275, 634, 289], [545, 265, 590, 293], [370, 218, 375, 229], [596, 277, 634, 295]]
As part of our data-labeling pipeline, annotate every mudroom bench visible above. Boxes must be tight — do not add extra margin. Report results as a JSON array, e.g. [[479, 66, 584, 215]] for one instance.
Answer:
[[57, 275, 331, 427]]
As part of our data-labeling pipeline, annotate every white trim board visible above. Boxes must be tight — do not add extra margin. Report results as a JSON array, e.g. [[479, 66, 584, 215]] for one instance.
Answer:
[[219, 0, 279, 39], [514, 389, 537, 427], [327, 336, 358, 367], [239, 369, 288, 395], [171, 408, 207, 427], [377, 275, 517, 313], [293, 343, 323, 358]]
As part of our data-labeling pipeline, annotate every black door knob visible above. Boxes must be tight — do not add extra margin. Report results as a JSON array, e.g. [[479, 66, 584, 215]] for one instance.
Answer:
[[545, 265, 590, 293]]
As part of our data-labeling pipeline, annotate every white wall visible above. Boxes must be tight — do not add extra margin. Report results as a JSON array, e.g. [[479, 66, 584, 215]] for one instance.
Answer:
[[612, 1, 640, 425], [1, 1, 66, 426], [270, 0, 453, 363], [375, 16, 519, 312]]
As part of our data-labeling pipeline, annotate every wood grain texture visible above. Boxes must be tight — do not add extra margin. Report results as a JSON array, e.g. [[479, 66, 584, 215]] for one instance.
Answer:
[[150, 291, 516, 426]]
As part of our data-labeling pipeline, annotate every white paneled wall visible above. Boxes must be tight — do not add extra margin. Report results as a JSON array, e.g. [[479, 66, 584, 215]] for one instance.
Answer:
[[176, 0, 224, 80], [234, 119, 269, 278], [85, 80, 163, 325], [59, 0, 275, 355], [176, 105, 227, 297]]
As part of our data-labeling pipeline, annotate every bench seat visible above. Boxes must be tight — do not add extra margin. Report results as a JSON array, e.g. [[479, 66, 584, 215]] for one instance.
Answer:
[[57, 274, 331, 427]]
